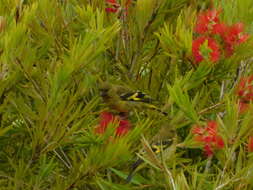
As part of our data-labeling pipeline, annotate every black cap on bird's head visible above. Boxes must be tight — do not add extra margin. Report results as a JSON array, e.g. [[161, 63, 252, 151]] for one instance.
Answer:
[[100, 89, 109, 98]]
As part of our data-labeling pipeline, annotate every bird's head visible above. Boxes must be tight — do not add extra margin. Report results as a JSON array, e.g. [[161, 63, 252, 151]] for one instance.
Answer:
[[99, 82, 111, 98]]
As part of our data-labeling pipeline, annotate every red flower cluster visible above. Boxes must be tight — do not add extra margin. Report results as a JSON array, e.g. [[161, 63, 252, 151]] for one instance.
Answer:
[[195, 9, 220, 34], [192, 36, 220, 63], [248, 136, 253, 152], [236, 75, 253, 113], [192, 9, 249, 64], [192, 121, 224, 157], [105, 0, 120, 13], [95, 112, 131, 136], [105, 0, 132, 14], [219, 23, 249, 56]]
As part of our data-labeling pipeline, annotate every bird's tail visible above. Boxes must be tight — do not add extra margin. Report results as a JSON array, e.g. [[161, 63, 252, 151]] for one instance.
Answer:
[[126, 159, 144, 183]]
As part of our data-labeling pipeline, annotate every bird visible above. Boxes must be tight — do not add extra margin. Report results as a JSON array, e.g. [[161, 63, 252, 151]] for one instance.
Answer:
[[126, 127, 177, 183], [99, 82, 168, 117], [98, 82, 175, 182]]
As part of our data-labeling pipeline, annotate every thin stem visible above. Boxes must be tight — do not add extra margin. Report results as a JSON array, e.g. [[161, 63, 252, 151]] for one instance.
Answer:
[[198, 102, 224, 115]]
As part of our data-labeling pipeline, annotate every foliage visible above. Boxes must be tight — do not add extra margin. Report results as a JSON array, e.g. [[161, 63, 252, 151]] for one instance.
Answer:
[[0, 0, 253, 189]]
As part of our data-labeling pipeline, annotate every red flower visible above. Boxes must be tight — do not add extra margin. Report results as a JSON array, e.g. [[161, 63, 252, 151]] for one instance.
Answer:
[[212, 22, 227, 35], [204, 144, 213, 157], [95, 112, 131, 136], [192, 125, 205, 135], [236, 75, 253, 113], [192, 121, 224, 157], [106, 0, 117, 4], [238, 101, 250, 113], [214, 135, 225, 148], [194, 9, 250, 58], [237, 75, 253, 101], [248, 136, 253, 152], [206, 120, 218, 136], [192, 36, 220, 63], [116, 120, 131, 136], [195, 9, 220, 34], [105, 7, 118, 13], [105, 0, 132, 14], [106, 0, 120, 7], [222, 23, 249, 56], [105, 0, 120, 13], [223, 23, 249, 44], [95, 112, 115, 134]]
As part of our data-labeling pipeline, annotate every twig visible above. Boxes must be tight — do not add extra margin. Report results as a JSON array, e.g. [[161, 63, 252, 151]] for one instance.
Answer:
[[53, 149, 71, 169], [59, 146, 72, 168], [163, 166, 176, 190], [15, 58, 46, 103], [198, 102, 224, 115], [197, 156, 212, 190], [204, 156, 212, 173], [215, 177, 244, 190], [230, 60, 248, 91], [129, 1, 161, 79], [217, 148, 237, 188], [219, 81, 225, 100]]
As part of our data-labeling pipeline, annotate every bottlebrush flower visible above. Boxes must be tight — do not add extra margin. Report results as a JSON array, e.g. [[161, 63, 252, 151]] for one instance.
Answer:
[[95, 112, 131, 136], [212, 22, 227, 35], [106, 0, 118, 4], [105, 0, 120, 13], [95, 112, 115, 134], [223, 23, 249, 44], [192, 121, 224, 157], [105, 7, 118, 13], [248, 136, 253, 152], [116, 119, 131, 136], [192, 36, 220, 63], [105, 0, 132, 14], [194, 9, 250, 58], [236, 75, 253, 113], [195, 9, 220, 34], [238, 101, 250, 113], [237, 75, 253, 102], [222, 23, 249, 56]]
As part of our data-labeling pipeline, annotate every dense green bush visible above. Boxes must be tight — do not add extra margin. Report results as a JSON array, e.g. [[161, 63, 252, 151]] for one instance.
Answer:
[[0, 0, 253, 189]]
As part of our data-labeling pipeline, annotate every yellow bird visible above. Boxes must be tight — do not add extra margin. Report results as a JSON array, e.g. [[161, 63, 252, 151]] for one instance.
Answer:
[[126, 127, 177, 183], [99, 82, 168, 116]]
